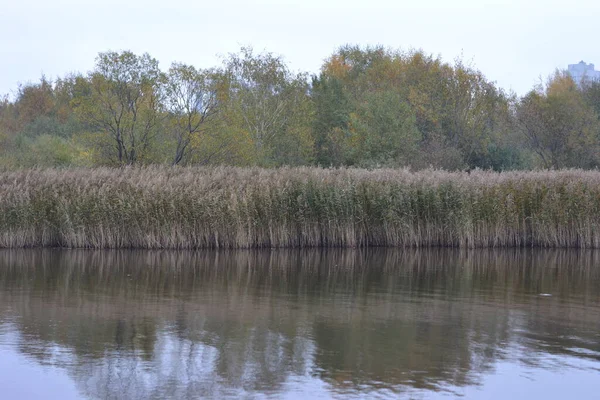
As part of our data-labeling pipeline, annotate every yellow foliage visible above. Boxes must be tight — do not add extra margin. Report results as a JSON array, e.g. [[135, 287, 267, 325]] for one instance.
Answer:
[[321, 55, 351, 79]]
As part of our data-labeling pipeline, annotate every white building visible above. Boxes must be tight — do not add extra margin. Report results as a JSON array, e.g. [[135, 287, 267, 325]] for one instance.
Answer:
[[568, 61, 600, 86]]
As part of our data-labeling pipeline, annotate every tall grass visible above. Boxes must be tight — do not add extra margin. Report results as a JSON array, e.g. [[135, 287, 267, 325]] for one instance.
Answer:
[[1, 167, 600, 248]]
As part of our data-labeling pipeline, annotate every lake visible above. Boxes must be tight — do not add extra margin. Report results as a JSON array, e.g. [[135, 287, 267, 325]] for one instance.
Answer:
[[0, 249, 599, 399]]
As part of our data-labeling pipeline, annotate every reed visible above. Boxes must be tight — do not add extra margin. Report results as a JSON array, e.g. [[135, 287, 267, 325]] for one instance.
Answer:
[[1, 167, 600, 248]]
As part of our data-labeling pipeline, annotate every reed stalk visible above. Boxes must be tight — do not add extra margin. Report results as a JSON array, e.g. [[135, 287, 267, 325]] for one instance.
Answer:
[[1, 167, 599, 249]]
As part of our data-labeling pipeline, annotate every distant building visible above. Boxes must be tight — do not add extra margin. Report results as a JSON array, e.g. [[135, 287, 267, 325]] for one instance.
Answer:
[[568, 61, 600, 86]]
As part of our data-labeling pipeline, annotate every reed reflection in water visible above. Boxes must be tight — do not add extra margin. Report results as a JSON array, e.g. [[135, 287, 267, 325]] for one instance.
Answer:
[[0, 249, 599, 399]]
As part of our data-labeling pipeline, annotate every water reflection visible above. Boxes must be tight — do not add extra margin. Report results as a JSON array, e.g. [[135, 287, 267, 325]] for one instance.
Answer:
[[0, 249, 599, 399]]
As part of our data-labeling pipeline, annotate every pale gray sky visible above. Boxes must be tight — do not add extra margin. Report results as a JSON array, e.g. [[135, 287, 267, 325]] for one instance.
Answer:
[[1, 0, 599, 96]]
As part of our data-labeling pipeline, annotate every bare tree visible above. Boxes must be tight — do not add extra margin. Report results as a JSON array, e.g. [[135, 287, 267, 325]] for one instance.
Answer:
[[164, 63, 220, 165]]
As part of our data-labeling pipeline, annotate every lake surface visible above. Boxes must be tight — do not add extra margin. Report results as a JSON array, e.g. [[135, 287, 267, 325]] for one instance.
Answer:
[[0, 249, 599, 399]]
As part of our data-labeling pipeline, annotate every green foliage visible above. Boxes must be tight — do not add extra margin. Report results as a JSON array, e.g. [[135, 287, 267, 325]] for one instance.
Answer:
[[581, 80, 600, 116], [73, 51, 164, 165], [517, 71, 600, 168], [471, 142, 530, 171], [222, 47, 314, 166], [21, 114, 83, 138], [348, 90, 421, 166], [188, 120, 257, 166], [0, 46, 599, 171], [27, 135, 81, 167], [311, 74, 352, 166], [6, 134, 82, 167], [317, 45, 515, 170]]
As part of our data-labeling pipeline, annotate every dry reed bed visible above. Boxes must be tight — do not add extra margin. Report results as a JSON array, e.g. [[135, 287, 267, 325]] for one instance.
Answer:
[[0, 167, 599, 248]]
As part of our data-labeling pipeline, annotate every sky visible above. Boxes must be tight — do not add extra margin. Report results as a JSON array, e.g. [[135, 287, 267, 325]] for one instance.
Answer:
[[1, 0, 599, 97]]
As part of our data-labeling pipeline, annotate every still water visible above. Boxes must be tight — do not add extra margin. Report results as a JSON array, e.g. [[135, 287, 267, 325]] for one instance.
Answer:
[[0, 249, 599, 399]]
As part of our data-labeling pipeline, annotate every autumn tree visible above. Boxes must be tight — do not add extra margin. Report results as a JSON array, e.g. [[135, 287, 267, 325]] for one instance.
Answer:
[[517, 71, 600, 168], [74, 51, 163, 165], [316, 46, 426, 167], [223, 47, 314, 165], [3, 44, 600, 171], [14, 76, 55, 130], [316, 45, 515, 169], [442, 60, 514, 168]]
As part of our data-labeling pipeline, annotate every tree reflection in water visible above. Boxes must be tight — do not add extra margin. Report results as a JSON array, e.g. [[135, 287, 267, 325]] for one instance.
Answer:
[[0, 249, 599, 399]]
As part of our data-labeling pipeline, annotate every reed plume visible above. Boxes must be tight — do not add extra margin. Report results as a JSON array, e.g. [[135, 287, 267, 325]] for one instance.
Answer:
[[0, 167, 599, 249]]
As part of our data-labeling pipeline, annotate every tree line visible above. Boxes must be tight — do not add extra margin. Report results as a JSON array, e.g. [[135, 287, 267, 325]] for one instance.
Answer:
[[1, 45, 600, 170]]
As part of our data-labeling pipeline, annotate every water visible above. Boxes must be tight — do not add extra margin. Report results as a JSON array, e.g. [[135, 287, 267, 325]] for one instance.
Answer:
[[0, 249, 599, 399]]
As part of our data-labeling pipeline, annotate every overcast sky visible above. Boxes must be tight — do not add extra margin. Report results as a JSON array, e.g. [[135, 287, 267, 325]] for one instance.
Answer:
[[1, 0, 599, 97]]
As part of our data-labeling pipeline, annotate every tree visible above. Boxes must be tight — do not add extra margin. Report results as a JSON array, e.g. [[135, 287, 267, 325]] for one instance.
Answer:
[[164, 63, 220, 165], [223, 47, 314, 165], [316, 46, 512, 169], [348, 90, 421, 166], [517, 71, 600, 168], [311, 74, 352, 166], [581, 80, 600, 117], [443, 60, 514, 169], [74, 51, 163, 165], [14, 76, 55, 130]]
